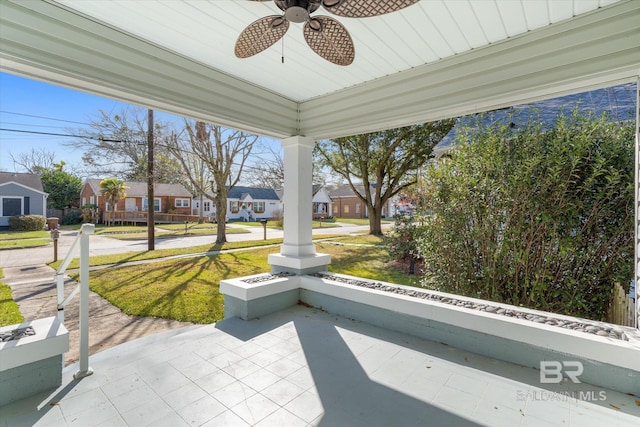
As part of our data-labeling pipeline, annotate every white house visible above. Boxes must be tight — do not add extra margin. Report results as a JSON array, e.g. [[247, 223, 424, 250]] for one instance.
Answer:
[[312, 184, 332, 218], [194, 186, 281, 222], [0, 172, 48, 228]]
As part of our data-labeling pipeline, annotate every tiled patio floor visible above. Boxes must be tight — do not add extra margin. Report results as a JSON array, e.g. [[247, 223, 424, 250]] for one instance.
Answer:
[[1, 305, 638, 426]]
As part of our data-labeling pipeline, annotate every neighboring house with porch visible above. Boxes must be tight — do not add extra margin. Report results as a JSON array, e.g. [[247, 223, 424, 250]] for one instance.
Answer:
[[80, 179, 193, 218], [0, 172, 48, 228], [226, 186, 280, 221], [277, 184, 332, 220], [192, 186, 281, 222], [312, 184, 332, 219], [328, 183, 396, 219]]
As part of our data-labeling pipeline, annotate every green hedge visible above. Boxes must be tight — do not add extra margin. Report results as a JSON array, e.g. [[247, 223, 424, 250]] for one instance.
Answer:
[[8, 215, 46, 232], [416, 111, 634, 321]]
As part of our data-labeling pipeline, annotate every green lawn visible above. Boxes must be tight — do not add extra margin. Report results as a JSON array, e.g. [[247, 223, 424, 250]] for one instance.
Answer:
[[48, 234, 342, 270], [95, 223, 249, 240], [237, 220, 340, 229], [81, 236, 416, 324], [0, 230, 50, 250], [0, 268, 24, 327], [88, 247, 277, 323], [232, 221, 279, 228], [333, 217, 393, 226]]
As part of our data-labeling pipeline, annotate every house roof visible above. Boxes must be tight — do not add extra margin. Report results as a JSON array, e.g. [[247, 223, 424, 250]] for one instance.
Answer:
[[84, 179, 191, 198], [1, 1, 636, 141], [0, 172, 44, 193], [227, 186, 280, 201], [329, 183, 370, 198], [433, 82, 638, 157], [82, 178, 102, 195]]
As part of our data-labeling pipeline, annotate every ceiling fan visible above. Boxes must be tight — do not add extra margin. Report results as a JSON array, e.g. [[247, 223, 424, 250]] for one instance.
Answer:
[[234, 0, 419, 66]]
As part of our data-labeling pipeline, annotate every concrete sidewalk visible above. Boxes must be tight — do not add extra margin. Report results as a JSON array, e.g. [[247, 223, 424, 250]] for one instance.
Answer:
[[0, 222, 382, 365], [1, 262, 192, 366], [0, 221, 374, 268]]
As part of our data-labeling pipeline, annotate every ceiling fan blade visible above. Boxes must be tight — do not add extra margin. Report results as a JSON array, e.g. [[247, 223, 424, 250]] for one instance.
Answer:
[[303, 16, 354, 66], [235, 15, 290, 59], [323, 0, 419, 18]]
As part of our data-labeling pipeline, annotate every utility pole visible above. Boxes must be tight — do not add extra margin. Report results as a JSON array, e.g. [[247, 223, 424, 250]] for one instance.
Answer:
[[147, 109, 155, 250]]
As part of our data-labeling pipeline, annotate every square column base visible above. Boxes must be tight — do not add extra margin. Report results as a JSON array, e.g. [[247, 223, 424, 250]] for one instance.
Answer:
[[268, 253, 331, 275]]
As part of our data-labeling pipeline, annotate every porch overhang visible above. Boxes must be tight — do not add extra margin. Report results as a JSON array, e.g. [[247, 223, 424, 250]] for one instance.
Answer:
[[0, 0, 637, 140]]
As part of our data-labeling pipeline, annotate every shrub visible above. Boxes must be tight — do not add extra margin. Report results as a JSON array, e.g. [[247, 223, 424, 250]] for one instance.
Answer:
[[271, 208, 284, 228], [415, 111, 634, 321], [62, 210, 83, 225], [8, 215, 46, 231], [384, 214, 423, 274], [81, 204, 98, 223]]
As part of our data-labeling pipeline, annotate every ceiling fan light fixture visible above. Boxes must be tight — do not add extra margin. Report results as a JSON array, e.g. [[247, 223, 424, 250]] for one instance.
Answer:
[[285, 6, 309, 22]]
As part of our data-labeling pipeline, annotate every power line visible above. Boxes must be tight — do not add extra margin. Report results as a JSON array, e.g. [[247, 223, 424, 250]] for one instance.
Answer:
[[0, 121, 77, 129], [0, 128, 123, 142], [0, 110, 90, 126]]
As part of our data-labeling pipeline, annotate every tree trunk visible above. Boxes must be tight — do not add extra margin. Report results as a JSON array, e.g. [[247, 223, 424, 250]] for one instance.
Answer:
[[369, 205, 383, 236], [215, 190, 227, 244], [408, 257, 415, 275]]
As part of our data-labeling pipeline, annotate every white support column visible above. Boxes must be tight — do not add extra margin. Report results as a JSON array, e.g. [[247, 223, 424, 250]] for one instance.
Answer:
[[269, 136, 330, 274]]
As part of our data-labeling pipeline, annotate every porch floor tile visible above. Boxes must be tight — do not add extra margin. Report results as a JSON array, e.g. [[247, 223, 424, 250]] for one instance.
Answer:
[[1, 306, 637, 427]]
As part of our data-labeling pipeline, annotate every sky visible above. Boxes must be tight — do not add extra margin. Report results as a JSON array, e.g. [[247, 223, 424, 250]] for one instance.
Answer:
[[1, 71, 637, 181], [0, 72, 280, 178], [0, 72, 132, 174]]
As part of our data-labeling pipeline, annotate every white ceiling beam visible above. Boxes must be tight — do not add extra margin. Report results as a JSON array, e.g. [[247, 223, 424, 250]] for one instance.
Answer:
[[0, 0, 300, 138], [300, 0, 640, 139]]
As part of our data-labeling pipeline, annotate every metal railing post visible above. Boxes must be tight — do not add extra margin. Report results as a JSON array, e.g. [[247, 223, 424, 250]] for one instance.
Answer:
[[74, 223, 95, 379], [55, 273, 65, 324]]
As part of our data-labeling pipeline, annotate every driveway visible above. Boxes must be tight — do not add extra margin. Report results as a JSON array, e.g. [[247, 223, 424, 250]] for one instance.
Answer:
[[0, 222, 381, 365]]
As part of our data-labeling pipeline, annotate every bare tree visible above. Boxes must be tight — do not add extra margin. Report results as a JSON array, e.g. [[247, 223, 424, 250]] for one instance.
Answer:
[[166, 120, 258, 243], [65, 106, 183, 182], [244, 143, 328, 190], [244, 144, 284, 189], [9, 148, 56, 173]]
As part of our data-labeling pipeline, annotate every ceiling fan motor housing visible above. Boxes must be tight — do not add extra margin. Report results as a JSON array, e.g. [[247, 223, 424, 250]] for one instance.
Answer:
[[275, 0, 321, 22]]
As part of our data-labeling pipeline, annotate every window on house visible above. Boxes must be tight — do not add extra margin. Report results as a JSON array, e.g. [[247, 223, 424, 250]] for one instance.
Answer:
[[254, 201, 265, 213], [82, 197, 86, 206], [230, 201, 239, 213], [344, 205, 350, 214], [90, 195, 95, 205], [334, 205, 339, 214], [175, 198, 190, 208], [143, 198, 161, 212], [356, 203, 361, 214], [203, 201, 211, 212], [1, 197, 22, 217]]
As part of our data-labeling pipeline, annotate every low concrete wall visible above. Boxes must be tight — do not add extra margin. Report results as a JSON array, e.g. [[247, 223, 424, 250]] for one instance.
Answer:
[[220, 272, 640, 395], [220, 273, 301, 320], [0, 317, 69, 406], [300, 273, 640, 395]]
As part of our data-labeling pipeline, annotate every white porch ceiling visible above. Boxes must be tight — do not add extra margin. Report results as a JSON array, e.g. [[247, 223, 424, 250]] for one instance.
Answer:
[[0, 0, 638, 140]]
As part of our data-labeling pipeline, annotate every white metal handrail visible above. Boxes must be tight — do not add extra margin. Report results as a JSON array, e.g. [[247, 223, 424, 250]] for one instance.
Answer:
[[55, 223, 95, 379]]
